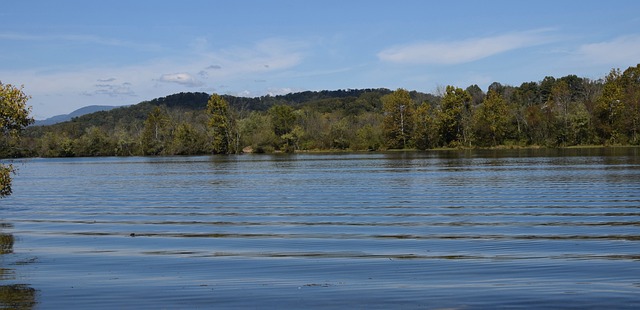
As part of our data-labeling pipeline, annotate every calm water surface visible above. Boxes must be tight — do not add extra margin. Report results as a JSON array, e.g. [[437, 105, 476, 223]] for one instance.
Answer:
[[1, 148, 640, 309]]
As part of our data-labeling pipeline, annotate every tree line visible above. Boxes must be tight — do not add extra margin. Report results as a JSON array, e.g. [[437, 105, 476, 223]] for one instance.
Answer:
[[3, 64, 640, 159]]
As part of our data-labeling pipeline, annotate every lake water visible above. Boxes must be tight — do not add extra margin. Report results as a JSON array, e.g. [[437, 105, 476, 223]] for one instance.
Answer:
[[1, 148, 640, 309]]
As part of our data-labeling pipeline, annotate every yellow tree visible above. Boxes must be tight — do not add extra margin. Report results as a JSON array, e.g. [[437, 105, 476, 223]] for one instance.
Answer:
[[1, 82, 33, 197]]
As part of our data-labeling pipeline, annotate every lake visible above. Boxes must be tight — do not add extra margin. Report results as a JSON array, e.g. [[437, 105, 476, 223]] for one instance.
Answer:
[[1, 148, 640, 309]]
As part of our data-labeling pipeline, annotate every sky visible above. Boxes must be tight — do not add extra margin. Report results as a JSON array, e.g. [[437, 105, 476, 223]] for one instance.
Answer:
[[2, 0, 640, 119]]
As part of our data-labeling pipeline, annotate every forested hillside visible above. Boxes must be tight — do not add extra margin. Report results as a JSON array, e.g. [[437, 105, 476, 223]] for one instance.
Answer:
[[4, 64, 640, 157]]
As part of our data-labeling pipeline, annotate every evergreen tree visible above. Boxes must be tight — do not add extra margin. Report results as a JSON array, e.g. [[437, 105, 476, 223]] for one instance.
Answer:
[[268, 105, 296, 151], [207, 94, 234, 154]]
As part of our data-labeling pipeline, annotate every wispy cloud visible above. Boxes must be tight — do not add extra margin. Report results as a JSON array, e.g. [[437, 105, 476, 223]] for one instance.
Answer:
[[378, 30, 555, 65], [83, 81, 136, 97], [97, 77, 117, 83], [0, 31, 161, 51], [577, 35, 640, 65], [204, 38, 306, 75], [157, 73, 204, 87]]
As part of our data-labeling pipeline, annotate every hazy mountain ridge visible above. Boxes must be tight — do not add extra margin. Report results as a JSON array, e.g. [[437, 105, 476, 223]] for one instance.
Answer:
[[34, 105, 121, 126]]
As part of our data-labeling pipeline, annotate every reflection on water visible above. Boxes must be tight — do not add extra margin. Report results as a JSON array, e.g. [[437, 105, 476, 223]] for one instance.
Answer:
[[0, 234, 12, 255], [0, 285, 36, 310], [1, 148, 640, 308], [1, 227, 37, 310]]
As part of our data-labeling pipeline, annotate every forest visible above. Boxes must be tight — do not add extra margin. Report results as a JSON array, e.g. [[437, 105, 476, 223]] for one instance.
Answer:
[[3, 64, 640, 157]]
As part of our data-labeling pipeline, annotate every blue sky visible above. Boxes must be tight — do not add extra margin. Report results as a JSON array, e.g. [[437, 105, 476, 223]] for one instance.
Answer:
[[2, 0, 640, 119]]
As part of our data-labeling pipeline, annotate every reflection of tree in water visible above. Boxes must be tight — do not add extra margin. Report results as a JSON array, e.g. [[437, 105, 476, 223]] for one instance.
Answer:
[[1, 231, 37, 309], [0, 234, 13, 255], [0, 285, 37, 310]]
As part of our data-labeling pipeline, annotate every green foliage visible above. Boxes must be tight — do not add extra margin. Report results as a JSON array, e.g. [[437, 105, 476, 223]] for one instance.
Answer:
[[619, 64, 640, 144], [382, 89, 415, 149], [141, 107, 171, 155], [594, 69, 625, 144], [473, 90, 510, 146], [328, 118, 352, 149], [75, 126, 114, 156], [1, 82, 33, 198], [239, 111, 276, 152], [1, 83, 33, 137], [269, 105, 296, 137], [171, 122, 208, 155], [268, 105, 297, 151], [413, 103, 436, 150], [0, 164, 13, 197], [438, 86, 471, 147], [207, 94, 236, 154], [466, 84, 485, 106], [7, 64, 640, 158]]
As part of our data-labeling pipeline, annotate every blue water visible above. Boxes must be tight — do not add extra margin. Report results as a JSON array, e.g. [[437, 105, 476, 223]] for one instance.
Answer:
[[2, 149, 640, 309]]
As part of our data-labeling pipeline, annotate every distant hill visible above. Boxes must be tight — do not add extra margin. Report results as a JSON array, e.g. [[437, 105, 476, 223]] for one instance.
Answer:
[[34, 105, 122, 126], [32, 89, 397, 129]]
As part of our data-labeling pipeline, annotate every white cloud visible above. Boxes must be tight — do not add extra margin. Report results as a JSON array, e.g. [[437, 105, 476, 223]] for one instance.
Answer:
[[157, 73, 204, 87], [378, 30, 555, 65], [577, 35, 640, 65]]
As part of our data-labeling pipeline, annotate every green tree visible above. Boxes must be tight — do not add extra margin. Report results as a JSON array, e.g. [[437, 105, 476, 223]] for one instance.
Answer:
[[568, 102, 594, 145], [382, 88, 415, 149], [354, 123, 382, 151], [546, 80, 572, 145], [594, 69, 625, 143], [1, 82, 33, 197], [539, 76, 556, 103], [473, 90, 510, 146], [437, 85, 471, 147], [75, 126, 114, 156], [269, 105, 296, 137], [620, 64, 640, 144], [328, 118, 351, 149], [141, 106, 171, 155], [114, 127, 136, 156], [268, 105, 296, 151], [207, 94, 235, 154], [413, 103, 437, 150], [171, 122, 207, 155], [466, 84, 485, 106], [295, 107, 329, 150], [239, 111, 276, 152]]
